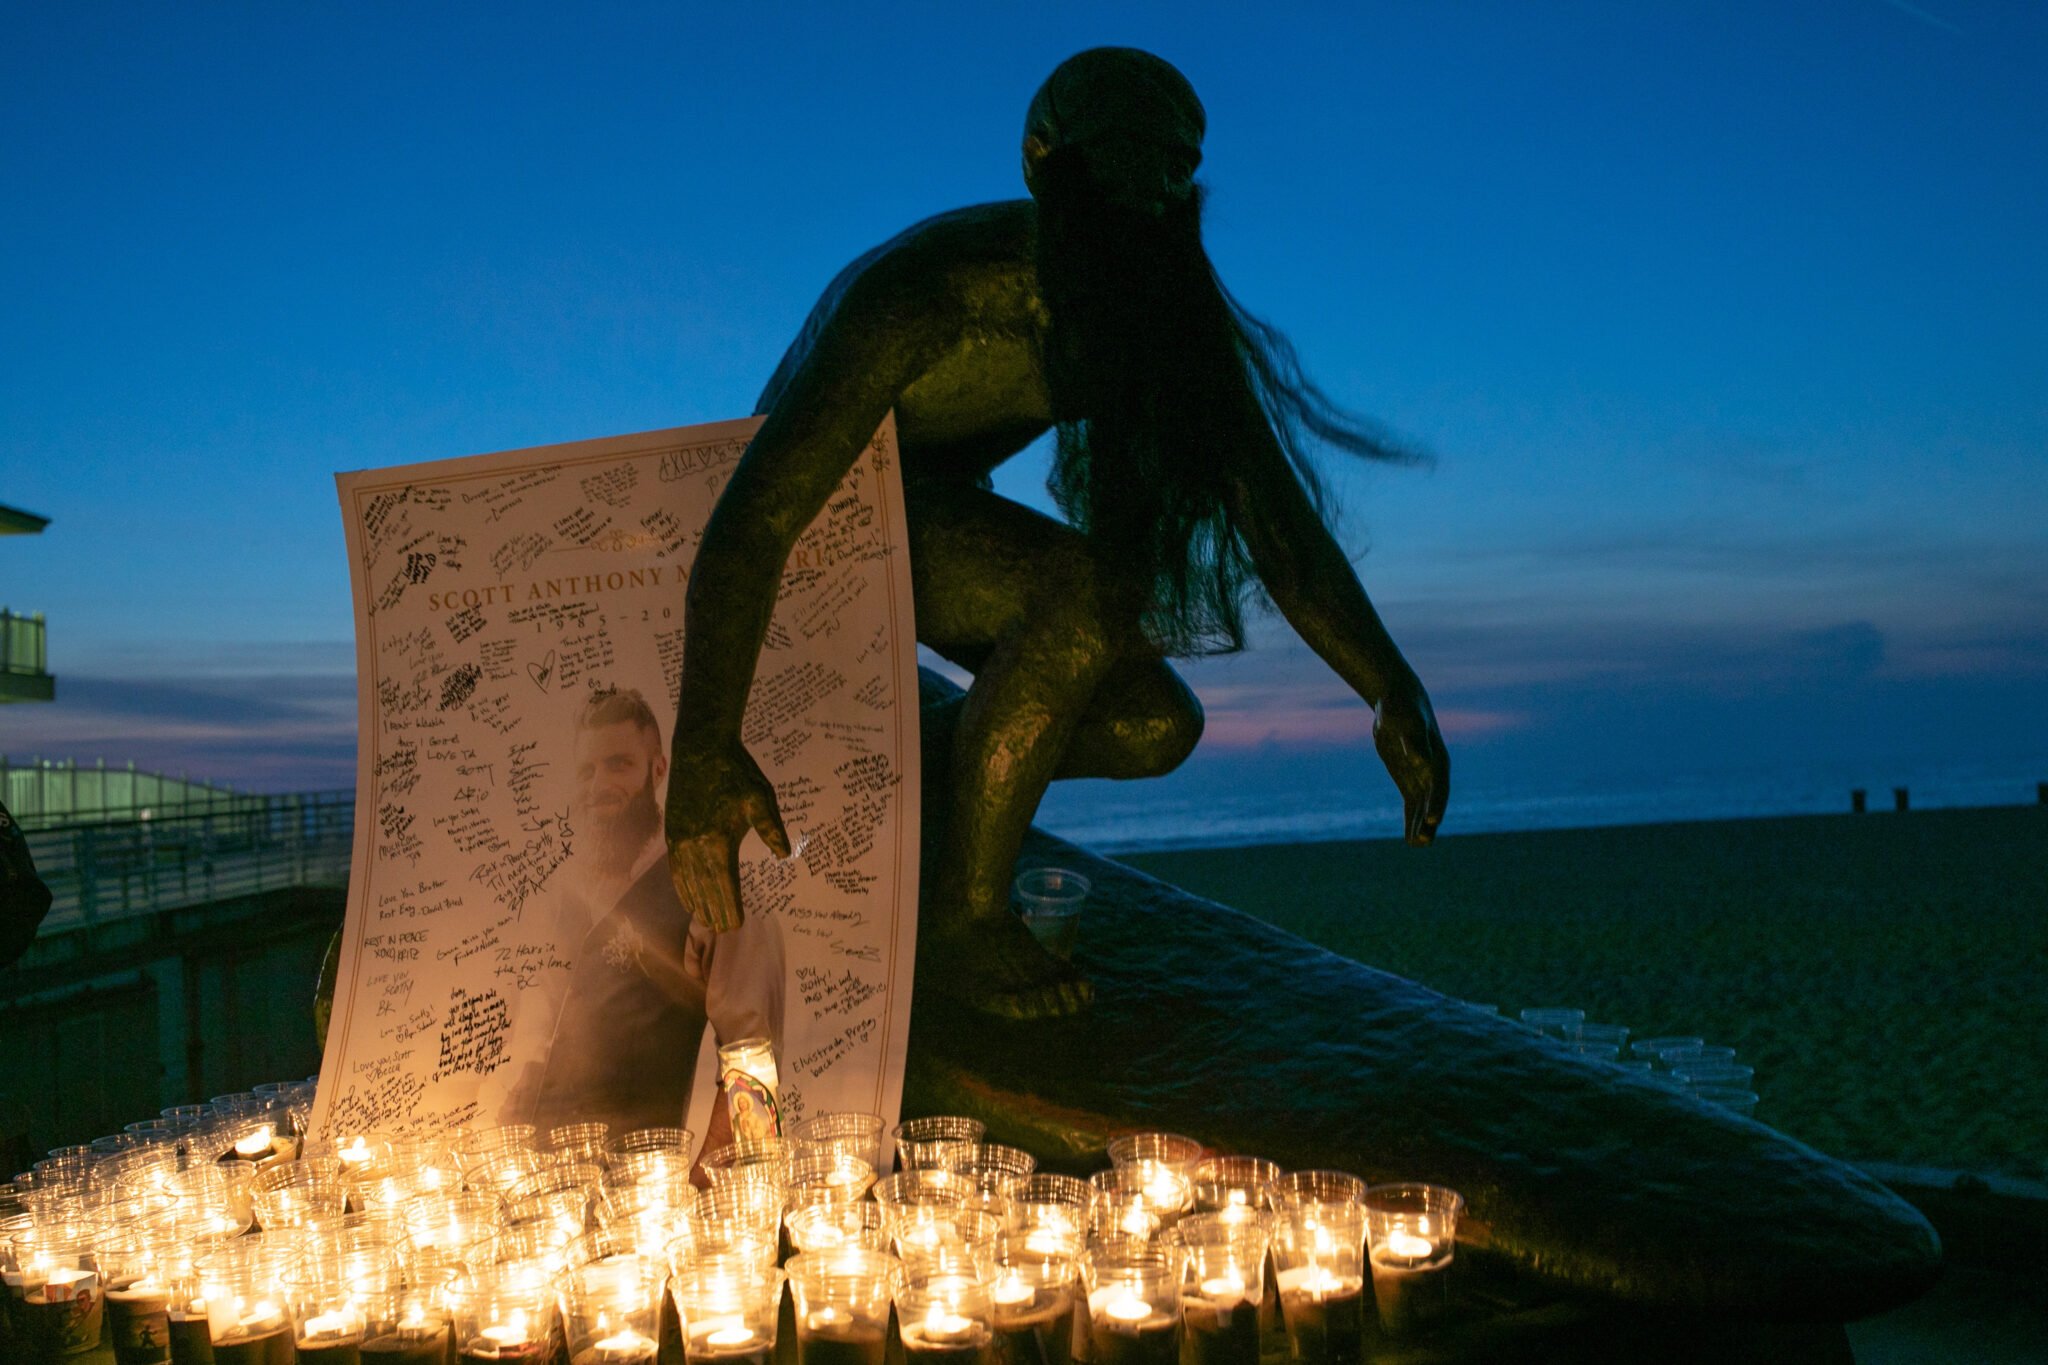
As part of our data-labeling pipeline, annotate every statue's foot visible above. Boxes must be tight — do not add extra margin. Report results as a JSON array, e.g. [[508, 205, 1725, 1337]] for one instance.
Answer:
[[929, 912, 1094, 1019]]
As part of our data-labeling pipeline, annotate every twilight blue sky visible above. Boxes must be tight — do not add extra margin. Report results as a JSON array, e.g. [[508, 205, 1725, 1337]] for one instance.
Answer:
[[2, 2, 2044, 818]]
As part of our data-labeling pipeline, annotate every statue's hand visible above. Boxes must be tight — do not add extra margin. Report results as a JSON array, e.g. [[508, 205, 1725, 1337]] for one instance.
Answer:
[[1373, 678, 1449, 847], [664, 739, 792, 933]]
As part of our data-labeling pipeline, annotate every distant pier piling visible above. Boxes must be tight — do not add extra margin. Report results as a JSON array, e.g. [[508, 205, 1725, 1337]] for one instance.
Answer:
[[1893, 787, 1910, 812], [1851, 789, 1867, 814]]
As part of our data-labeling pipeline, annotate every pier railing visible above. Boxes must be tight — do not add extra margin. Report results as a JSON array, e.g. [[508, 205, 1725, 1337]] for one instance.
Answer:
[[24, 792, 355, 932], [0, 610, 52, 702]]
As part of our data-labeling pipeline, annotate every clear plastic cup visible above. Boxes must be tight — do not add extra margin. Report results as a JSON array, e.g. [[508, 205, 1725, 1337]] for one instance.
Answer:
[[561, 1252, 665, 1362], [1081, 1238, 1181, 1365], [1518, 1008, 1583, 1039], [790, 1113, 887, 1176], [1362, 1184, 1463, 1339], [1191, 1157, 1279, 1216], [1268, 1203, 1366, 1365], [1013, 867, 1090, 960], [891, 1119, 985, 1173], [1630, 1037, 1702, 1066], [1272, 1171, 1365, 1209], [673, 1263, 785, 1365], [787, 1248, 903, 1365], [1675, 1064, 1756, 1091], [1175, 1213, 1267, 1365], [1695, 1088, 1760, 1117]]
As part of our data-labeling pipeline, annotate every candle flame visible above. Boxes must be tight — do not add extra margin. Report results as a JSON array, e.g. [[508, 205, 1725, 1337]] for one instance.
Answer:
[[1106, 1292, 1150, 1323], [1385, 1231, 1434, 1260], [483, 1321, 529, 1346], [233, 1126, 275, 1157]]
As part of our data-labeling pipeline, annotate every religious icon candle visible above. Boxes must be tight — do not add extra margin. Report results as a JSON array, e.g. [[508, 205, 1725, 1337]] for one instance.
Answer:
[[719, 1037, 785, 1141], [1361, 1184, 1463, 1339], [99, 1229, 174, 1365], [106, 1271, 173, 1364], [1269, 1202, 1366, 1365], [17, 1237, 107, 1358]]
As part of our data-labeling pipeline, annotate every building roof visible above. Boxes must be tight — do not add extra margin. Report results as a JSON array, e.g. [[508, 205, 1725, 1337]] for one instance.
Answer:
[[0, 503, 50, 536]]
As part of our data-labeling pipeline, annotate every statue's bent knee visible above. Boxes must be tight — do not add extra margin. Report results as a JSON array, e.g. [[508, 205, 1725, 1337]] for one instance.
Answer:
[[1129, 668, 1204, 775]]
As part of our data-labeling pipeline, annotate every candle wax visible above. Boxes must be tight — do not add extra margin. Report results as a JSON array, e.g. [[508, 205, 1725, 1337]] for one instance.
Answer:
[[577, 1329, 659, 1364], [1376, 1232, 1436, 1266]]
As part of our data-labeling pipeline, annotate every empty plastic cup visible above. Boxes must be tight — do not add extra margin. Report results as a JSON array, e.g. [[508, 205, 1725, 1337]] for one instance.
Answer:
[[1013, 868, 1090, 960]]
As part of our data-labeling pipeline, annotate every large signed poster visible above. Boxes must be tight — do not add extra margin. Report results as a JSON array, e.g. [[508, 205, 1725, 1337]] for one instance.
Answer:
[[312, 417, 920, 1154]]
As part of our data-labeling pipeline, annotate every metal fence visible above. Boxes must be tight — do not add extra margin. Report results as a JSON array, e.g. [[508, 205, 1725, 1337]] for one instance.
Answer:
[[2, 758, 267, 828], [0, 609, 46, 678], [25, 792, 356, 932]]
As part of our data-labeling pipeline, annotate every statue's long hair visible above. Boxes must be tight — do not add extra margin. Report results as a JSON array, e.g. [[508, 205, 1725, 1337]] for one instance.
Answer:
[[1034, 148, 1420, 655]]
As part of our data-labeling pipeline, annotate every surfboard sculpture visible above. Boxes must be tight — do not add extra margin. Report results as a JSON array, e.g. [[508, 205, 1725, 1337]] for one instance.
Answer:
[[902, 673, 1939, 1332]]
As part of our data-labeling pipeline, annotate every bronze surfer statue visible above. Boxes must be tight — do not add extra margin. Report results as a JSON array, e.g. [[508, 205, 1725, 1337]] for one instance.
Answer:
[[665, 47, 1448, 1018]]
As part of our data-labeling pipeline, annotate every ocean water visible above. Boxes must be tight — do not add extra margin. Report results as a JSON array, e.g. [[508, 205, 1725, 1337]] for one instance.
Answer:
[[1031, 752, 2048, 854]]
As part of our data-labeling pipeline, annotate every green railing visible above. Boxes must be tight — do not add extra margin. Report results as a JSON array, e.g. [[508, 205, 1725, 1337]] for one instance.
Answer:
[[0, 609, 46, 677], [3, 759, 264, 827], [25, 792, 356, 931]]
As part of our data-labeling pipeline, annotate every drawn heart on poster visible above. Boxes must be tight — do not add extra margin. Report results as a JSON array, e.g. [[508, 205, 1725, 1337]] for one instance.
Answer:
[[527, 650, 556, 691]]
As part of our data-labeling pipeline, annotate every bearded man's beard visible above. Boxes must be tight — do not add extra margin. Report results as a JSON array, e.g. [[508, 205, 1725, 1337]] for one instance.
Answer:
[[583, 777, 663, 880], [1033, 147, 1419, 657]]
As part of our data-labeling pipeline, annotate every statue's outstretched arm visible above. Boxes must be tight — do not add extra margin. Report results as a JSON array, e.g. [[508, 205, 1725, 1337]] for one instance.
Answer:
[[666, 258, 951, 930], [1230, 440, 1450, 845]]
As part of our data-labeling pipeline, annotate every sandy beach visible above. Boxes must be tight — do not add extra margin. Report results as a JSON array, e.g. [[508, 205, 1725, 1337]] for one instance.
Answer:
[[1123, 804, 2048, 1184]]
